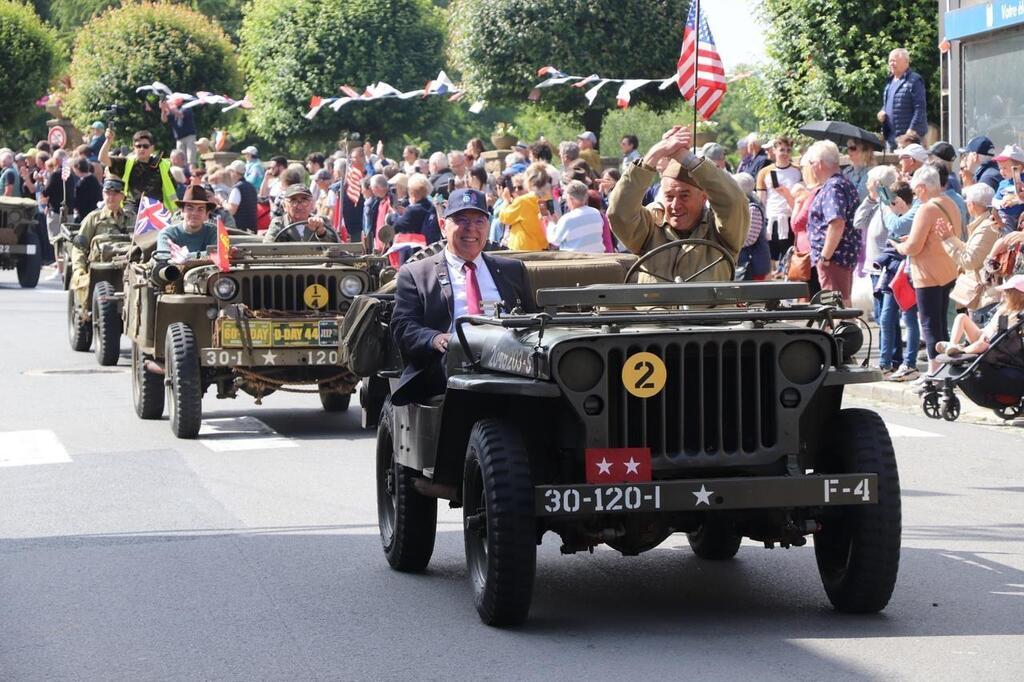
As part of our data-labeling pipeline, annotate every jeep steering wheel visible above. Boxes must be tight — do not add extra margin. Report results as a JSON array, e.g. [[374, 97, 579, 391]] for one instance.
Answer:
[[272, 221, 308, 242], [624, 238, 736, 284]]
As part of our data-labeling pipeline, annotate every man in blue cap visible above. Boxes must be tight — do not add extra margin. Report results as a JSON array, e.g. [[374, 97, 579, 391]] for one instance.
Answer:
[[390, 188, 535, 405], [959, 136, 1002, 192]]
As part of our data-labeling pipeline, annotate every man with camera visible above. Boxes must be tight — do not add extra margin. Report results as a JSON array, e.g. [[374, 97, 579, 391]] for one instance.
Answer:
[[99, 124, 178, 216]]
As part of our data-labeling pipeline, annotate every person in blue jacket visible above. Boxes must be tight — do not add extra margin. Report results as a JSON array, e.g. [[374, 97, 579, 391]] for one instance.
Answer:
[[877, 49, 928, 151]]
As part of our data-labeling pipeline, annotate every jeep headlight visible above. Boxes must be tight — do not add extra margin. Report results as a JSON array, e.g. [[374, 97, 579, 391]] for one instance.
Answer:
[[779, 340, 825, 384], [340, 275, 364, 298], [211, 277, 238, 301], [558, 348, 604, 393]]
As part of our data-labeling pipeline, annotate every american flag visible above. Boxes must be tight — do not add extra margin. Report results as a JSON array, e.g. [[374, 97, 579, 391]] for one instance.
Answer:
[[134, 196, 171, 235], [676, 2, 727, 120]]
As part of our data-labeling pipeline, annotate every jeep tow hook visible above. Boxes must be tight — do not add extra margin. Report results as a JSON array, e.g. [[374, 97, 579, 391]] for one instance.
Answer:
[[144, 359, 165, 375]]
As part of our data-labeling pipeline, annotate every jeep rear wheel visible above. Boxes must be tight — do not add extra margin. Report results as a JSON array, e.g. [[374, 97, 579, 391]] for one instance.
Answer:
[[319, 387, 352, 412], [463, 419, 536, 626], [92, 281, 121, 366], [16, 230, 41, 288], [814, 409, 901, 613], [165, 323, 203, 438], [67, 289, 92, 352], [132, 342, 164, 419], [687, 519, 742, 560], [376, 400, 437, 571]]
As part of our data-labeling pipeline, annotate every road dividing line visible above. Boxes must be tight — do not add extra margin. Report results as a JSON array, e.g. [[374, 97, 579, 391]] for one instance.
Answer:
[[886, 423, 942, 438], [198, 416, 299, 452], [0, 430, 72, 467]]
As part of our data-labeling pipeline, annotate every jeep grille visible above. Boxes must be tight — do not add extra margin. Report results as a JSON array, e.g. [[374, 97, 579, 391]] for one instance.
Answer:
[[236, 272, 342, 312], [605, 340, 777, 457]]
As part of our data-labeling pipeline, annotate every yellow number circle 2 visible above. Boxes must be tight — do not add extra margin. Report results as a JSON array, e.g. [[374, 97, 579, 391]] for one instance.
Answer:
[[303, 283, 329, 309], [622, 351, 667, 398]]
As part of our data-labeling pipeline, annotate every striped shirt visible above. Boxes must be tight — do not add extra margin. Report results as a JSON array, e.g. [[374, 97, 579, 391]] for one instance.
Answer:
[[548, 205, 606, 253]]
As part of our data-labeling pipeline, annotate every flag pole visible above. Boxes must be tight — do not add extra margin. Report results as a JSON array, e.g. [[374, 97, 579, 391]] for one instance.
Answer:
[[691, 0, 700, 134]]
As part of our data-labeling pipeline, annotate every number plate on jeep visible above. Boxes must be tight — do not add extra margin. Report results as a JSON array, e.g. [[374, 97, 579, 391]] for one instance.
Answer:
[[220, 319, 338, 348]]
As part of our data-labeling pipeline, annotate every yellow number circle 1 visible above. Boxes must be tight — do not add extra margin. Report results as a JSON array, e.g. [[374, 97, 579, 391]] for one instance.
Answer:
[[622, 351, 667, 399], [303, 283, 330, 309]]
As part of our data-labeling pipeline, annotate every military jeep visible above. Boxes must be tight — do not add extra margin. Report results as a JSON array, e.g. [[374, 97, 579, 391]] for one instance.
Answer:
[[123, 232, 392, 438], [66, 230, 132, 365], [366, 270, 899, 626], [0, 196, 43, 288]]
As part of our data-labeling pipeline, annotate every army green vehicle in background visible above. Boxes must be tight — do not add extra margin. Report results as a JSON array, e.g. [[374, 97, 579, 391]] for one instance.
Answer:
[[65, 227, 133, 365], [361, 247, 899, 626], [0, 196, 43, 288], [124, 231, 392, 438]]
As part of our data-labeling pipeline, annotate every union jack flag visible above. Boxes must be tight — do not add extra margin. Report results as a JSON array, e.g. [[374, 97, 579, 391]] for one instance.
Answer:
[[134, 196, 171, 235], [676, 2, 727, 120]]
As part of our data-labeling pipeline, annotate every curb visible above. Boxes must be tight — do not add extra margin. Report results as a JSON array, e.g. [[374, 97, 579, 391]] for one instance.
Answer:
[[843, 379, 1011, 425]]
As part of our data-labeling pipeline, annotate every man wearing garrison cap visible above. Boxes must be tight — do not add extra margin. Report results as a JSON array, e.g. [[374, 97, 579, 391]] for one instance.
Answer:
[[607, 125, 748, 282]]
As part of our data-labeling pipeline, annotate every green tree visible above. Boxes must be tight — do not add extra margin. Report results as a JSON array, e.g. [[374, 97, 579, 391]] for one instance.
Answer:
[[63, 2, 241, 149], [48, 1, 245, 41], [239, 0, 446, 153], [448, 0, 691, 142], [0, 0, 59, 139], [758, 0, 938, 135]]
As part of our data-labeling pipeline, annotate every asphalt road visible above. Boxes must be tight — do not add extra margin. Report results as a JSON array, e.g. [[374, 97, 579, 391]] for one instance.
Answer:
[[2, 271, 1023, 681]]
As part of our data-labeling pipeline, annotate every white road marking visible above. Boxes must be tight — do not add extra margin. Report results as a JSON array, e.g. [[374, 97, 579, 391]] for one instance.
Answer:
[[0, 430, 72, 467], [887, 423, 942, 438], [198, 416, 299, 452]]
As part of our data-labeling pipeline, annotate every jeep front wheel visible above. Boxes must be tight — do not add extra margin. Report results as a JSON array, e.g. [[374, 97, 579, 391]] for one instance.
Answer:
[[687, 518, 742, 560], [92, 281, 122, 366], [319, 387, 352, 412], [165, 323, 203, 438], [463, 419, 537, 626], [16, 230, 41, 288], [814, 409, 901, 613], [67, 289, 92, 352], [376, 400, 437, 571]]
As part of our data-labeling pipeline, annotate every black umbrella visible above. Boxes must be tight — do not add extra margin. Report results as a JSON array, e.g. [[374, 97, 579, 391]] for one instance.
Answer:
[[798, 120, 884, 151]]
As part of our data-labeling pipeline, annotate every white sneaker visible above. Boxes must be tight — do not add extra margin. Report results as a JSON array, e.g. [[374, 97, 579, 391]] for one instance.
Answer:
[[888, 365, 919, 382]]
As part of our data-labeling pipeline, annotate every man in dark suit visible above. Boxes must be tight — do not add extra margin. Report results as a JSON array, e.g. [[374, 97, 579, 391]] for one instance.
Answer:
[[390, 188, 535, 405], [878, 48, 928, 151]]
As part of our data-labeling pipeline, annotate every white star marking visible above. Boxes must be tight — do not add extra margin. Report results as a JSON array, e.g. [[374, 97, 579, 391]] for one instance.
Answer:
[[624, 457, 640, 475], [693, 484, 714, 506], [261, 349, 277, 365], [596, 458, 612, 475]]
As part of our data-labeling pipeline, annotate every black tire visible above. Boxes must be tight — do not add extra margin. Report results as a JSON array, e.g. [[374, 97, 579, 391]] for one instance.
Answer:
[[941, 395, 961, 422], [686, 519, 742, 560], [67, 289, 92, 352], [376, 401, 437, 571], [165, 323, 203, 438], [359, 378, 387, 430], [16, 230, 41, 288], [921, 392, 940, 419], [92, 281, 122, 366], [319, 387, 352, 412], [463, 419, 537, 626], [814, 409, 901, 613], [993, 403, 1023, 421], [132, 342, 164, 419]]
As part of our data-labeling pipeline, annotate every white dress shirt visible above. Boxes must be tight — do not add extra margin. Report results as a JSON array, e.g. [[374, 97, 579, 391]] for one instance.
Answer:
[[444, 249, 501, 329]]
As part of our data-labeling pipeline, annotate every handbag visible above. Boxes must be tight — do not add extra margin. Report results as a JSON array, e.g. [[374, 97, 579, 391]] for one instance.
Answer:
[[890, 260, 917, 312], [786, 250, 812, 282], [997, 242, 1021, 278]]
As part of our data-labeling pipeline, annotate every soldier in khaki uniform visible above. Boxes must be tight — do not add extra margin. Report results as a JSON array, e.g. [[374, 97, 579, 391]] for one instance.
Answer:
[[608, 126, 749, 282], [70, 177, 131, 305]]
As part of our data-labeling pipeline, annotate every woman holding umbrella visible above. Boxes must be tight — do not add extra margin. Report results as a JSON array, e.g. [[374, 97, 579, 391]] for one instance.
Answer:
[[842, 139, 874, 201]]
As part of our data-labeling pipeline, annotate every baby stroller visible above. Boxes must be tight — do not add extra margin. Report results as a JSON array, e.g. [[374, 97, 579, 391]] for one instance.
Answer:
[[919, 316, 1024, 421]]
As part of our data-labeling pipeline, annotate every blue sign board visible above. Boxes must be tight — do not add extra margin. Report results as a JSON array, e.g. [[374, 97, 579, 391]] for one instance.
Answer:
[[946, 1, 1024, 40]]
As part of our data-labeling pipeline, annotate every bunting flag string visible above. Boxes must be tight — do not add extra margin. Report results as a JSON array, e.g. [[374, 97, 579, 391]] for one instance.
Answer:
[[134, 82, 252, 113], [303, 71, 486, 120], [528, 65, 735, 111]]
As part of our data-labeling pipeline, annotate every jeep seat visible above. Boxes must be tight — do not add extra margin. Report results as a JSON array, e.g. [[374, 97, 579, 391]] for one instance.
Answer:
[[522, 254, 637, 308]]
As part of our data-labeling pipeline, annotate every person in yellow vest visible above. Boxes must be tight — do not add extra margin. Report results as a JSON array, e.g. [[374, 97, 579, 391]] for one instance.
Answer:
[[98, 128, 177, 216]]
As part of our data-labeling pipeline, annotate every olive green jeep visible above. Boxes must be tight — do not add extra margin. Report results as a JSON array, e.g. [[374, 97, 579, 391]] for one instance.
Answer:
[[0, 196, 43, 288], [124, 231, 392, 438], [358, 247, 898, 626], [65, 228, 133, 365]]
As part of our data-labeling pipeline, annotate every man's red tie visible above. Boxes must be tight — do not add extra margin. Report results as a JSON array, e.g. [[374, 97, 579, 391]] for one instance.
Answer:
[[463, 261, 482, 315]]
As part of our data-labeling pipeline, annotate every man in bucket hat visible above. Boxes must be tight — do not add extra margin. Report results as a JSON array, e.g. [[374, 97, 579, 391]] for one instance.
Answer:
[[157, 184, 220, 258]]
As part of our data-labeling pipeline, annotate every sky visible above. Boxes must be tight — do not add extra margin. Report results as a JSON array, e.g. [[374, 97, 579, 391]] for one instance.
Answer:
[[700, 0, 768, 70]]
